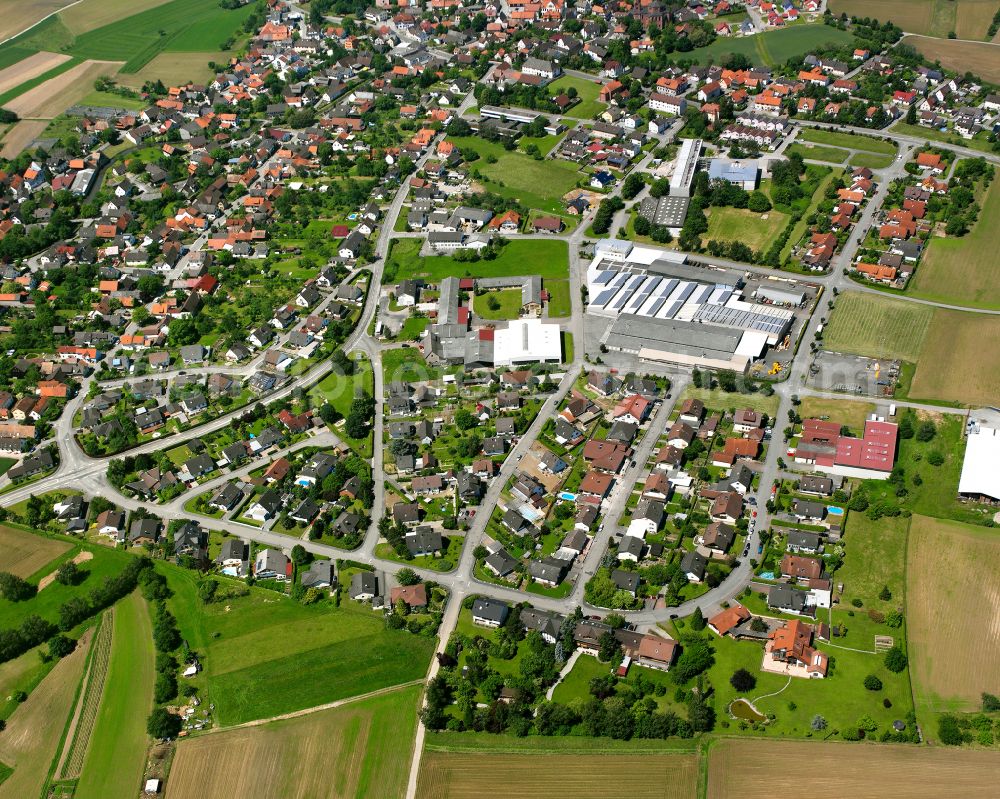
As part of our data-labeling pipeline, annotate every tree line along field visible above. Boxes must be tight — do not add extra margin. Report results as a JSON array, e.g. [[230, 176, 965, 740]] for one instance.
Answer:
[[418, 751, 700, 799], [165, 685, 422, 799], [910, 163, 1000, 310], [822, 291, 1000, 406], [161, 566, 436, 726], [906, 516, 1000, 724], [706, 739, 1000, 799]]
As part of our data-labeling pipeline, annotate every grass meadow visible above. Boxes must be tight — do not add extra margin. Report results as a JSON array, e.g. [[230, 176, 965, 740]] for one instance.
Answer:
[[161, 566, 435, 726], [383, 237, 570, 283], [74, 594, 154, 799]]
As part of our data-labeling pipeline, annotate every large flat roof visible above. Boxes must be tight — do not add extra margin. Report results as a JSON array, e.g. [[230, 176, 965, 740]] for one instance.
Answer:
[[959, 425, 1000, 500]]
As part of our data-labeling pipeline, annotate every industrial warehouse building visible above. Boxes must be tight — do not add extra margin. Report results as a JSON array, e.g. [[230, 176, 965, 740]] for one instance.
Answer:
[[588, 240, 795, 371], [958, 414, 1000, 502]]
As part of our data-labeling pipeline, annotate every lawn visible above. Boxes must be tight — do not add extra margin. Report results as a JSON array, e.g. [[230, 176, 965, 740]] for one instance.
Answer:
[[910, 176, 1000, 309], [551, 653, 615, 704], [786, 142, 847, 164], [160, 567, 435, 726], [448, 136, 582, 213], [891, 120, 995, 155], [310, 354, 374, 455], [167, 685, 421, 799], [384, 237, 569, 283], [707, 739, 1000, 799], [704, 206, 790, 252], [907, 515, 1000, 727], [475, 288, 523, 320], [797, 397, 875, 433], [74, 593, 154, 799], [797, 128, 898, 155], [0, 525, 71, 579], [419, 750, 700, 799], [823, 291, 932, 361], [78, 90, 149, 110], [689, 23, 856, 67], [381, 345, 443, 384], [680, 386, 779, 417], [547, 74, 604, 119], [849, 151, 894, 169], [0, 623, 91, 799], [547, 279, 571, 317]]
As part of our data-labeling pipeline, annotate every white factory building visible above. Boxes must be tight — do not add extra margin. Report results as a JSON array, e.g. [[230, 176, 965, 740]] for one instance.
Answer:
[[493, 319, 562, 367], [587, 240, 795, 371], [958, 414, 1000, 502]]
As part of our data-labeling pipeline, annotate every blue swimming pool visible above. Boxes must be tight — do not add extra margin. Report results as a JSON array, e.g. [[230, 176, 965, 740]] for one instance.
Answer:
[[559, 492, 577, 501], [827, 506, 845, 516], [759, 572, 775, 580]]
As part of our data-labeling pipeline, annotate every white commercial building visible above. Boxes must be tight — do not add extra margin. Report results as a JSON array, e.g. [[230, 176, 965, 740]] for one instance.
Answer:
[[958, 419, 1000, 501], [493, 319, 562, 367]]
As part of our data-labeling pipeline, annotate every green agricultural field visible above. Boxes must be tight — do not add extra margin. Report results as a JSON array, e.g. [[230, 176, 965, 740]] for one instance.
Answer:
[[160, 567, 435, 726], [797, 128, 898, 155], [384, 238, 569, 283], [0, 0, 254, 74], [167, 685, 420, 799], [704, 206, 790, 252], [547, 74, 604, 118], [74, 593, 154, 799], [448, 136, 582, 213], [823, 292, 933, 361], [689, 23, 856, 67], [786, 143, 848, 164], [910, 177, 1000, 309]]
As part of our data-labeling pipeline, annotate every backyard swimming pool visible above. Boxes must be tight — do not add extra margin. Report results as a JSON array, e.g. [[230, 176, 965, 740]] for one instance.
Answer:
[[559, 492, 577, 501], [827, 506, 844, 516]]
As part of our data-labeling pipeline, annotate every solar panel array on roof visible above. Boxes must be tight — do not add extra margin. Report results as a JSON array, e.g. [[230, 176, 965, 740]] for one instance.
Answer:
[[693, 303, 790, 337], [594, 269, 615, 285]]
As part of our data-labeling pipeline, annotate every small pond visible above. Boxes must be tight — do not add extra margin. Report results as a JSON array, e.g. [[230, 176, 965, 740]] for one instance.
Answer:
[[729, 699, 767, 723]]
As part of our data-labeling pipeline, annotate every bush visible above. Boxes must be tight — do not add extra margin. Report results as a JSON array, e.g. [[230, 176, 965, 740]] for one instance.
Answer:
[[863, 674, 883, 691], [851, 598, 863, 608], [982, 692, 1000, 712], [938, 714, 964, 745], [810, 714, 827, 731]]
